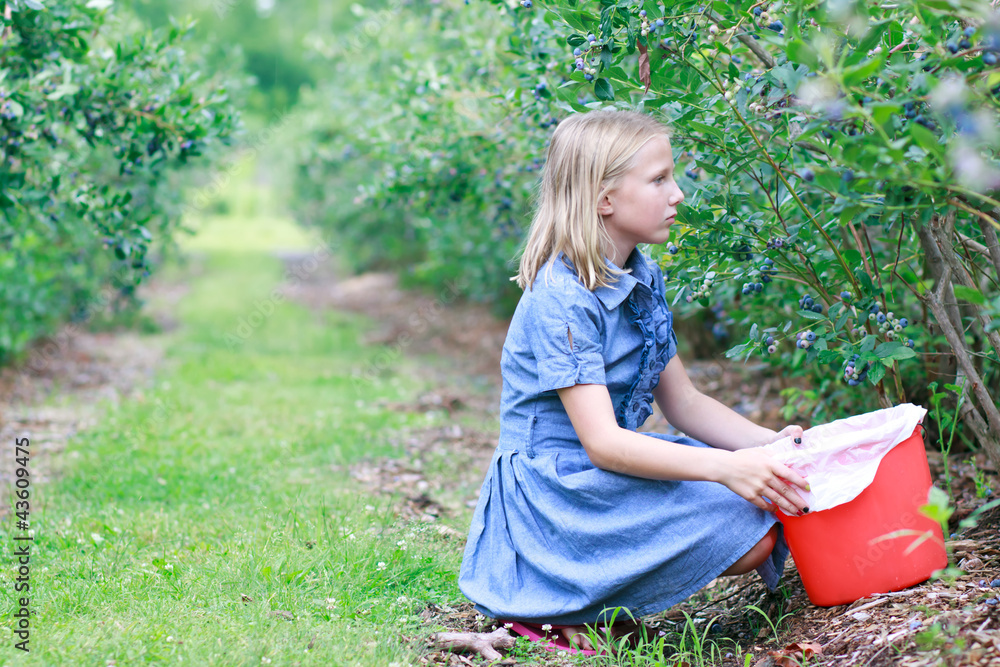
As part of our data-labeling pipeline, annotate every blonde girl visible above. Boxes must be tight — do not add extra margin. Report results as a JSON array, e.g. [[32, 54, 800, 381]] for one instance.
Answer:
[[459, 109, 809, 653]]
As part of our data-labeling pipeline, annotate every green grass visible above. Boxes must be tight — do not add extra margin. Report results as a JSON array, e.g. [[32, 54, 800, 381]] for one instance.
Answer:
[[0, 215, 465, 665]]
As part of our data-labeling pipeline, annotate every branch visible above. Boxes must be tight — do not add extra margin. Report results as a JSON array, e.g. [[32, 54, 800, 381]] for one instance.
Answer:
[[704, 9, 776, 68], [736, 32, 776, 69], [921, 266, 1000, 467], [429, 628, 516, 662], [976, 212, 1000, 280], [930, 216, 1000, 358]]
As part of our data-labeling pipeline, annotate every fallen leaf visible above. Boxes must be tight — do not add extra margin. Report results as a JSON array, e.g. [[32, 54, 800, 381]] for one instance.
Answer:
[[769, 641, 823, 667]]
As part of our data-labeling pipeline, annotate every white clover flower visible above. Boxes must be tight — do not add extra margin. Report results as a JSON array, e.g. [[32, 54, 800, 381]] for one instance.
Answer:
[[376, 561, 387, 571], [504, 623, 514, 629], [541, 623, 552, 632]]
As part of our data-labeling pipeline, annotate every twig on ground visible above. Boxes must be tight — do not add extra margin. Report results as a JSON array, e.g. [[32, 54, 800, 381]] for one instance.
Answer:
[[429, 628, 516, 662]]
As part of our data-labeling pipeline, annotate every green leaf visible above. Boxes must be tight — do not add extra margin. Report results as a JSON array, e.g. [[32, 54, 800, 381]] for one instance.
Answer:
[[843, 57, 882, 87], [845, 20, 890, 67], [909, 124, 944, 158], [853, 268, 874, 295], [874, 341, 904, 359], [818, 349, 841, 363], [785, 40, 818, 68], [868, 361, 887, 385], [594, 78, 614, 101], [889, 346, 917, 361], [953, 285, 986, 305], [725, 343, 749, 359], [799, 309, 826, 321], [860, 335, 878, 354], [920, 486, 954, 524]]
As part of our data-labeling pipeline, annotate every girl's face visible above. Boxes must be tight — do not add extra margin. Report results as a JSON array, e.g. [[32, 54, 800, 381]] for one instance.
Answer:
[[598, 135, 685, 263]]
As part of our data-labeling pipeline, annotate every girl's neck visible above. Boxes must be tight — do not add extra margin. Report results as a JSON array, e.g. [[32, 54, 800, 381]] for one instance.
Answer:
[[607, 243, 637, 269]]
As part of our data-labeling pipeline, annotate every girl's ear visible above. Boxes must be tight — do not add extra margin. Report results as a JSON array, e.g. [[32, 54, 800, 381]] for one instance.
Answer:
[[597, 192, 614, 217]]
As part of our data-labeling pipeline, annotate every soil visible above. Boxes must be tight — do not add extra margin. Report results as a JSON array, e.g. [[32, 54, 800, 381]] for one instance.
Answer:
[[279, 254, 1000, 667]]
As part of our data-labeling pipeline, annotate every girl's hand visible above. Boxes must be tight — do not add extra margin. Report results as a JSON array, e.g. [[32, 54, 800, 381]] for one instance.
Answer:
[[716, 448, 810, 516]]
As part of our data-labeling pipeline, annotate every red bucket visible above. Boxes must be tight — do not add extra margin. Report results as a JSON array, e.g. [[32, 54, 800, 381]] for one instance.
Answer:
[[777, 426, 947, 607]]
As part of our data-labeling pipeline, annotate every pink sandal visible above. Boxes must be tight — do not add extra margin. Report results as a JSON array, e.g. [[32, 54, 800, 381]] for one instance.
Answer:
[[503, 621, 598, 656]]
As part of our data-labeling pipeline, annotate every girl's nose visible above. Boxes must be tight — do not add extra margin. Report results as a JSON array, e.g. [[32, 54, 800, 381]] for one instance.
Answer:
[[671, 182, 685, 207]]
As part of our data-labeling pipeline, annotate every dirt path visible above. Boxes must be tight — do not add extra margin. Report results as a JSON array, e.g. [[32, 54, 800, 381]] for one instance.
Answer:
[[0, 273, 190, 509], [281, 256, 1000, 667]]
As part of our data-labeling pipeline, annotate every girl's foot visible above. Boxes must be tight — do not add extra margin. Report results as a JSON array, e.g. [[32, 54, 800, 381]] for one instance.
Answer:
[[558, 619, 649, 652]]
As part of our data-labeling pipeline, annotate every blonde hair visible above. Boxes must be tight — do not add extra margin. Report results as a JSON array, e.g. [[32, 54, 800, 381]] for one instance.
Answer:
[[515, 109, 672, 291]]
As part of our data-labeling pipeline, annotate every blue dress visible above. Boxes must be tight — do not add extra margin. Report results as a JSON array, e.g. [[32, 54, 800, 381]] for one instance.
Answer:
[[459, 249, 789, 625]]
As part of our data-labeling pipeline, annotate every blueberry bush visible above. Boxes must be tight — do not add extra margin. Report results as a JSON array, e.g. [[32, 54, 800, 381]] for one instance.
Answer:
[[479, 0, 1000, 467], [294, 0, 1000, 466], [0, 0, 240, 363], [290, 0, 558, 311]]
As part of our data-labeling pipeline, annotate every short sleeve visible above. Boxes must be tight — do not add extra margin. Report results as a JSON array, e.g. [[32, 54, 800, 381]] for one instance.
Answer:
[[523, 278, 606, 393]]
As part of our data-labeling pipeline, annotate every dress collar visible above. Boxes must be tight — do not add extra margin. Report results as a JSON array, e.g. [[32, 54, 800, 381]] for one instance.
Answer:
[[593, 248, 653, 310]]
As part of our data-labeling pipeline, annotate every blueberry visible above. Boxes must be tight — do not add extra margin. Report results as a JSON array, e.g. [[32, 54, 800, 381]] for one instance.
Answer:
[[753, 6, 762, 15], [869, 303, 880, 314], [840, 291, 852, 301], [899, 317, 908, 328], [811, 303, 823, 313], [842, 169, 854, 182], [587, 33, 596, 42], [988, 598, 999, 606], [797, 339, 807, 349], [667, 243, 679, 255], [801, 168, 815, 182], [767, 344, 777, 354], [766, 336, 775, 345], [959, 38, 970, 50], [985, 52, 999, 66], [576, 58, 585, 69], [761, 274, 771, 283], [573, 47, 582, 56], [639, 9, 646, 16], [685, 168, 698, 179], [763, 258, 774, 266], [805, 331, 816, 342], [905, 107, 917, 119], [848, 378, 860, 386], [767, 21, 783, 32], [655, 19, 664, 27], [991, 579, 1000, 587], [754, 283, 763, 292], [947, 41, 959, 54], [584, 73, 594, 81], [877, 313, 887, 324], [964, 26, 976, 38]]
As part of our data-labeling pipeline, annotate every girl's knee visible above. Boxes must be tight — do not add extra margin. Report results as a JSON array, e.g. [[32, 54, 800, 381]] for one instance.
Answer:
[[722, 524, 778, 576]]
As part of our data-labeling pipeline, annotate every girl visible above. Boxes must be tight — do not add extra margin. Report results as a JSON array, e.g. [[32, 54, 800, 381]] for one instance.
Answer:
[[459, 109, 810, 652]]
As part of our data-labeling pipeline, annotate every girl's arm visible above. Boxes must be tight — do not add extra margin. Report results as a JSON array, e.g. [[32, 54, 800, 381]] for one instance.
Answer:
[[557, 378, 810, 516], [651, 354, 802, 450]]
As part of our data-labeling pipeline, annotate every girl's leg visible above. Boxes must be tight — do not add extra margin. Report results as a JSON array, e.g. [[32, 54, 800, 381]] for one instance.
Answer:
[[721, 524, 778, 576]]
